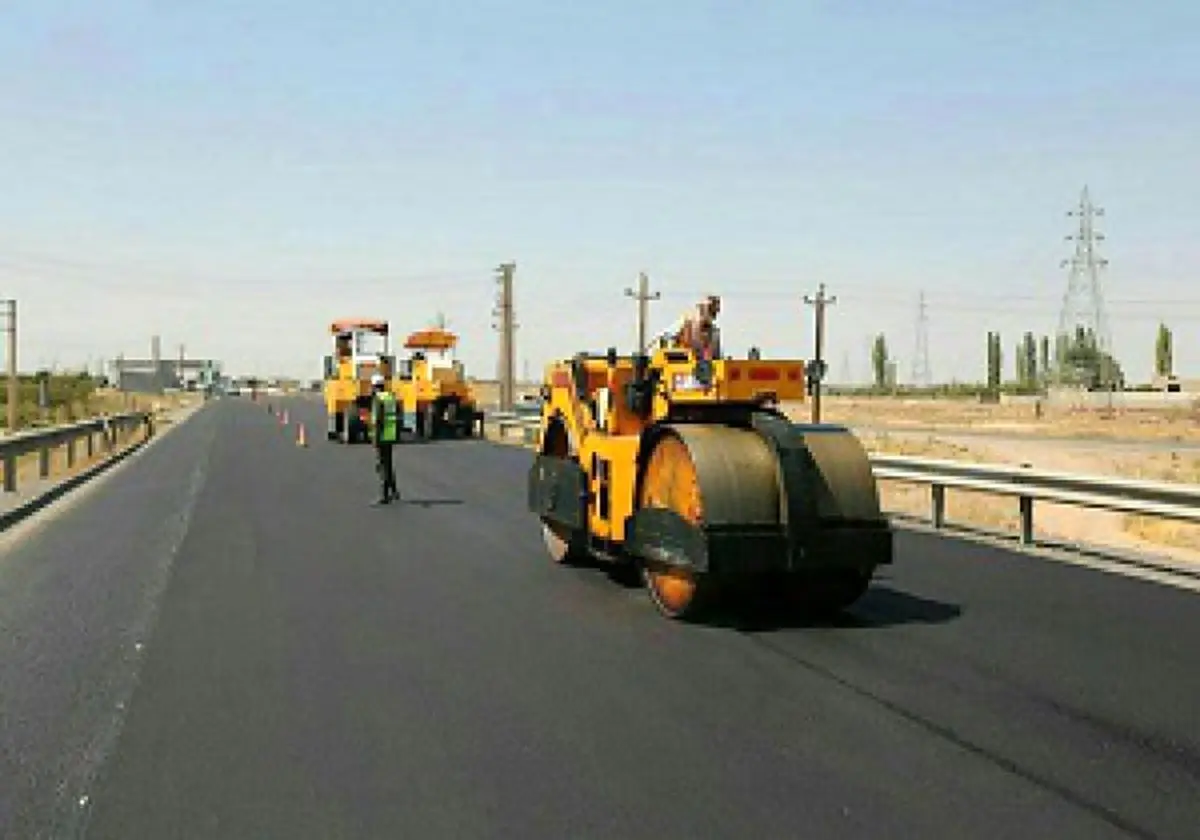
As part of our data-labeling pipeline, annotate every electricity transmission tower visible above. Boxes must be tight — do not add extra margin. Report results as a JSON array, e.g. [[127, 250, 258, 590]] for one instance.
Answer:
[[1055, 186, 1111, 382], [911, 290, 931, 386], [838, 349, 851, 387], [492, 262, 517, 411]]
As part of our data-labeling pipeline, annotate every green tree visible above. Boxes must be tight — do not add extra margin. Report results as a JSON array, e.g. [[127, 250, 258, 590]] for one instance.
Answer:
[[986, 331, 1002, 391], [1155, 323, 1173, 377], [871, 334, 889, 389], [1022, 331, 1037, 388], [1058, 326, 1124, 389]]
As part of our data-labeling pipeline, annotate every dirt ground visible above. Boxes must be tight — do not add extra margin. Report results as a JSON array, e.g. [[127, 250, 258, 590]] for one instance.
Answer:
[[785, 395, 1200, 444], [785, 395, 1200, 561], [87, 388, 202, 417], [469, 380, 540, 407]]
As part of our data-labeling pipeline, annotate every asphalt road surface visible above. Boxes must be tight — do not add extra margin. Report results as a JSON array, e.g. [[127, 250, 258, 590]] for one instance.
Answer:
[[1, 397, 1198, 839]]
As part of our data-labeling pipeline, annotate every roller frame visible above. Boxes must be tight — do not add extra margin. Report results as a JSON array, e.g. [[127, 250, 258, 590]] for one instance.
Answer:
[[528, 411, 893, 580]]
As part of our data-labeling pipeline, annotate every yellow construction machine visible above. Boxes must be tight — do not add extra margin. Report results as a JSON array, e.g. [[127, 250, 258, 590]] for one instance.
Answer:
[[394, 326, 484, 439], [527, 317, 892, 621], [323, 319, 398, 443]]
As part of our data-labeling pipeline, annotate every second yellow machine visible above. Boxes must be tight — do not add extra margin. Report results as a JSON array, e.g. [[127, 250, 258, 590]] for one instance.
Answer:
[[528, 337, 893, 621]]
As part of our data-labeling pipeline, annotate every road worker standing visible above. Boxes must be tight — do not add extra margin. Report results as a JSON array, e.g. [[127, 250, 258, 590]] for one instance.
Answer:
[[369, 373, 400, 504]]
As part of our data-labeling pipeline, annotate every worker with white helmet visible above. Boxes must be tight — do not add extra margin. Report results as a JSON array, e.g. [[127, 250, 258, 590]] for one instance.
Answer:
[[674, 294, 722, 359], [370, 372, 400, 503]]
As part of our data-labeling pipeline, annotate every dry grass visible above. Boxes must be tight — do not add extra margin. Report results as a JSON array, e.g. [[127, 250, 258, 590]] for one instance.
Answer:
[[5, 416, 152, 495], [9, 389, 201, 431], [85, 388, 201, 417], [1, 389, 201, 496], [861, 430, 1200, 561], [782, 396, 1200, 443], [1105, 452, 1200, 553]]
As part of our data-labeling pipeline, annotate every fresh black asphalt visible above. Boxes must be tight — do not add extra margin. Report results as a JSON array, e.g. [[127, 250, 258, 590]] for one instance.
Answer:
[[1, 397, 1197, 839]]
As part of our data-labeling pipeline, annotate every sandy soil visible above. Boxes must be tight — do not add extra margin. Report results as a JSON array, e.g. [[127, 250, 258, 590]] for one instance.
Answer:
[[785, 396, 1200, 444]]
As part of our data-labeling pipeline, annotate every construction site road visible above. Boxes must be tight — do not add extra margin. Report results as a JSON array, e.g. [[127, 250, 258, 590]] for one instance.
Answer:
[[2, 397, 1197, 840]]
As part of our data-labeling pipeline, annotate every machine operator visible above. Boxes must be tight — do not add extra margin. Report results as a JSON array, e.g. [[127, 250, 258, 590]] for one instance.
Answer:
[[369, 373, 400, 504], [674, 294, 722, 359]]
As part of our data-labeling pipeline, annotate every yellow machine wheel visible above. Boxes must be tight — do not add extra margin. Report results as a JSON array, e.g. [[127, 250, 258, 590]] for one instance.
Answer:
[[538, 418, 587, 565], [636, 433, 716, 620]]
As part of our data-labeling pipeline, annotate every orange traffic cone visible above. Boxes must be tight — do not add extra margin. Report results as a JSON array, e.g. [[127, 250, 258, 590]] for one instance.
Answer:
[[296, 422, 307, 447]]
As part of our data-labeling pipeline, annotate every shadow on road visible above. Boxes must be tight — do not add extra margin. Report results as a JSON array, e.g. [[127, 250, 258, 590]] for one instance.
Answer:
[[399, 498, 464, 507], [720, 584, 963, 633], [550, 556, 962, 633]]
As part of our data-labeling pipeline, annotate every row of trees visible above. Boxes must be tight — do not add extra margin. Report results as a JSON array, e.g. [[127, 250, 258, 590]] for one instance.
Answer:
[[867, 323, 1175, 393]]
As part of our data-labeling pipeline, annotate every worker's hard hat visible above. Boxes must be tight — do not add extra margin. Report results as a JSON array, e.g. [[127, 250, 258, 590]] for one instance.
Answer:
[[370, 373, 385, 386]]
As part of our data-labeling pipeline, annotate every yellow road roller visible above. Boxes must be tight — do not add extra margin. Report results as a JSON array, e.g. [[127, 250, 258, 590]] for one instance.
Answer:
[[527, 341, 892, 620]]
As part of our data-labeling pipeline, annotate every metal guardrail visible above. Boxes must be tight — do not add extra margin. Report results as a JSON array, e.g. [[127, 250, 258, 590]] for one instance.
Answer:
[[482, 413, 1200, 549], [1, 412, 154, 494], [870, 455, 1200, 546]]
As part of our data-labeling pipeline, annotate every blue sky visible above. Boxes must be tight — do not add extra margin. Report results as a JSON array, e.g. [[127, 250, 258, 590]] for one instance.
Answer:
[[0, 0, 1197, 382]]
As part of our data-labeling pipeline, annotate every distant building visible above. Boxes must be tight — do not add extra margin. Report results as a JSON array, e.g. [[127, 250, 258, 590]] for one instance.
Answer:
[[109, 335, 220, 393], [1150, 374, 1200, 393]]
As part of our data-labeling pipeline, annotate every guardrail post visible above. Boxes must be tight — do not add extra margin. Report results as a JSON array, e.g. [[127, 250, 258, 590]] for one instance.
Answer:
[[1019, 496, 1034, 545], [931, 484, 945, 529], [66, 438, 76, 469], [3, 453, 14, 492], [39, 445, 50, 479]]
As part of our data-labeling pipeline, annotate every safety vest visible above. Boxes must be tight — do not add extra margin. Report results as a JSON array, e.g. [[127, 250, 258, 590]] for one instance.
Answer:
[[374, 391, 398, 443]]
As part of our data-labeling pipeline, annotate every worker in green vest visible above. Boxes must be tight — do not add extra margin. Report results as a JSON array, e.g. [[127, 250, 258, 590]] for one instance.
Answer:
[[370, 373, 400, 504]]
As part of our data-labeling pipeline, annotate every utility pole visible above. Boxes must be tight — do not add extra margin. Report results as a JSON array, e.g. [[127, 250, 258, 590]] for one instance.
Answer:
[[803, 282, 836, 423], [623, 272, 660, 351], [2, 299, 15, 433], [493, 262, 517, 411]]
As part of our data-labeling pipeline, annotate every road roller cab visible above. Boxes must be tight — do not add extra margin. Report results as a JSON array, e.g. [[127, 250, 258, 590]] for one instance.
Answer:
[[323, 319, 397, 443], [527, 344, 893, 620]]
